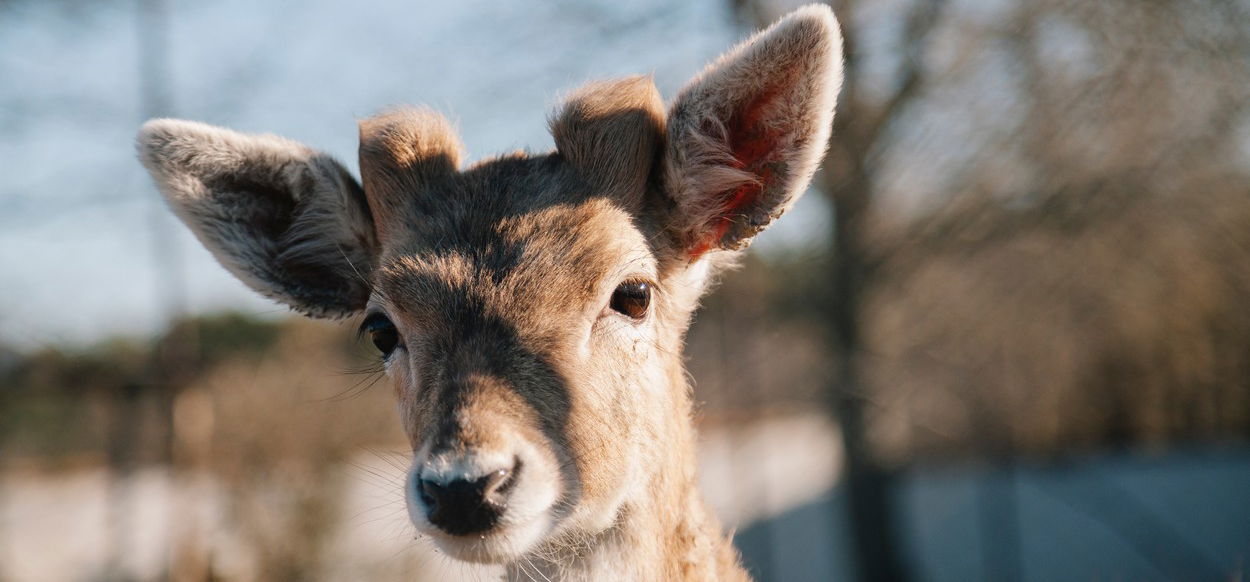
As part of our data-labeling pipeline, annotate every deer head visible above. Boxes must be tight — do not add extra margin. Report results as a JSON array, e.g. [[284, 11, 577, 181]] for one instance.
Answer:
[[137, 5, 841, 574]]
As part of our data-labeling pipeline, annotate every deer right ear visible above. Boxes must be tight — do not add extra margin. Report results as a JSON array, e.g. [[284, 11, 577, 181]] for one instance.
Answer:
[[663, 4, 843, 257], [137, 119, 377, 318]]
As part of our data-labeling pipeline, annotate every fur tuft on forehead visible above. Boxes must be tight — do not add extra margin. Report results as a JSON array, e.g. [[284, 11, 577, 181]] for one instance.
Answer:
[[550, 76, 666, 206], [359, 107, 463, 173], [359, 108, 464, 237]]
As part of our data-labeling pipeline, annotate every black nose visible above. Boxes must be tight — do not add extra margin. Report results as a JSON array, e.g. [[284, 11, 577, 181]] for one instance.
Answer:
[[418, 464, 517, 536]]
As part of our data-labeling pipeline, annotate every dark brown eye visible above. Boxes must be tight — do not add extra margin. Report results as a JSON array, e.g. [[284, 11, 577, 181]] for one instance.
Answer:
[[361, 313, 400, 357], [609, 280, 651, 320]]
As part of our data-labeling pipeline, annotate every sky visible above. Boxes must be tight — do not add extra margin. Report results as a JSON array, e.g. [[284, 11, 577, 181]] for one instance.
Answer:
[[0, 0, 832, 349]]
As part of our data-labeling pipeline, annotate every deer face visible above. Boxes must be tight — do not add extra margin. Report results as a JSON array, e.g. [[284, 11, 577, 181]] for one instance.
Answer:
[[137, 5, 841, 565], [360, 134, 682, 559]]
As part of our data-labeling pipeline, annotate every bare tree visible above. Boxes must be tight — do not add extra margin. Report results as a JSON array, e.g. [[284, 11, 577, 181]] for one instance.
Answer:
[[865, 0, 1250, 462], [729, 1, 948, 579], [731, 0, 1250, 580]]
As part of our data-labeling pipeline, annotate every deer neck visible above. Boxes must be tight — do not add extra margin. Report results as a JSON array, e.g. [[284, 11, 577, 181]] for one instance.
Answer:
[[510, 345, 748, 582]]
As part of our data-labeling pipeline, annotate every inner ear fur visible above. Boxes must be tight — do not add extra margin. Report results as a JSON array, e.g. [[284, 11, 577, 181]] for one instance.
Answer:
[[550, 76, 666, 207], [664, 4, 844, 256], [137, 118, 377, 318]]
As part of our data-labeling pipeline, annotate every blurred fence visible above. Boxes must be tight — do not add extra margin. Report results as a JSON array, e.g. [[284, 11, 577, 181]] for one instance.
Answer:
[[3, 301, 1249, 581]]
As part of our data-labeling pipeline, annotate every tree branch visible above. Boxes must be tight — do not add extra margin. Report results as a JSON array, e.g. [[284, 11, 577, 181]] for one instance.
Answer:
[[857, 0, 948, 150]]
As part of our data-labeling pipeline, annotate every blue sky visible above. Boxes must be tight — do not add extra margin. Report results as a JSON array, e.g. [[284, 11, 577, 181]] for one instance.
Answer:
[[0, 0, 832, 348]]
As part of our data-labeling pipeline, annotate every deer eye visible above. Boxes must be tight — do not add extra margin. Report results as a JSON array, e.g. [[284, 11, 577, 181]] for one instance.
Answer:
[[609, 280, 651, 320], [361, 313, 400, 357]]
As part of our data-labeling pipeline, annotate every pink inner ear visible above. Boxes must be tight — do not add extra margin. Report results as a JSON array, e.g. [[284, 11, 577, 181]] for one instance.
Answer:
[[689, 85, 784, 258]]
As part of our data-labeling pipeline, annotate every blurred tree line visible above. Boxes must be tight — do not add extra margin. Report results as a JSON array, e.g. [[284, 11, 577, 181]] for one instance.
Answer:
[[724, 0, 1250, 580], [2, 314, 285, 464], [0, 0, 1244, 465], [0, 315, 403, 580]]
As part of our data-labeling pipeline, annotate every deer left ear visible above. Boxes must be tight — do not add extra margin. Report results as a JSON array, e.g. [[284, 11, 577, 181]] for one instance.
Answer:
[[663, 4, 843, 257], [137, 119, 377, 318]]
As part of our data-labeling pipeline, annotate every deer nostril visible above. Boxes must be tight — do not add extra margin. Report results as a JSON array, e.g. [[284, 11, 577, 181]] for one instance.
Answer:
[[483, 459, 521, 504], [417, 478, 440, 508], [418, 459, 520, 536]]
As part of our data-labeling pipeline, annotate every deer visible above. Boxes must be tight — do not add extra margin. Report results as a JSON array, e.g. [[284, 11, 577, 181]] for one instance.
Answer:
[[136, 5, 842, 580]]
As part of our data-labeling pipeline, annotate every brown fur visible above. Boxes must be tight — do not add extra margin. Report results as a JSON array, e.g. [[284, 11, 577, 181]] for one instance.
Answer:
[[136, 5, 843, 580], [550, 75, 667, 207], [358, 107, 464, 240]]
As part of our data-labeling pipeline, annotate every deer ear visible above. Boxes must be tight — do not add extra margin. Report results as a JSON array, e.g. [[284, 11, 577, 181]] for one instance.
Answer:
[[137, 119, 377, 318], [663, 4, 843, 256]]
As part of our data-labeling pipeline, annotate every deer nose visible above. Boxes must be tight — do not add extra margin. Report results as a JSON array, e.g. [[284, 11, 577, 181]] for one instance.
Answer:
[[417, 463, 518, 536]]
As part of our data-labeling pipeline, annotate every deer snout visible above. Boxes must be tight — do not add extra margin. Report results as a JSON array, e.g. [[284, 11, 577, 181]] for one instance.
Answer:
[[416, 460, 520, 535], [405, 409, 563, 558]]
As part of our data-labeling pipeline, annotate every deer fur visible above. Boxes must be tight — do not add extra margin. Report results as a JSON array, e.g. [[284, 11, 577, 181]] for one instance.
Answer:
[[136, 5, 842, 580]]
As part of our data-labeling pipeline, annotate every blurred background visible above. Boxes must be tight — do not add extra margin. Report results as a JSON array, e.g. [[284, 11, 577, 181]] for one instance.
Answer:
[[2, 0, 1249, 580]]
